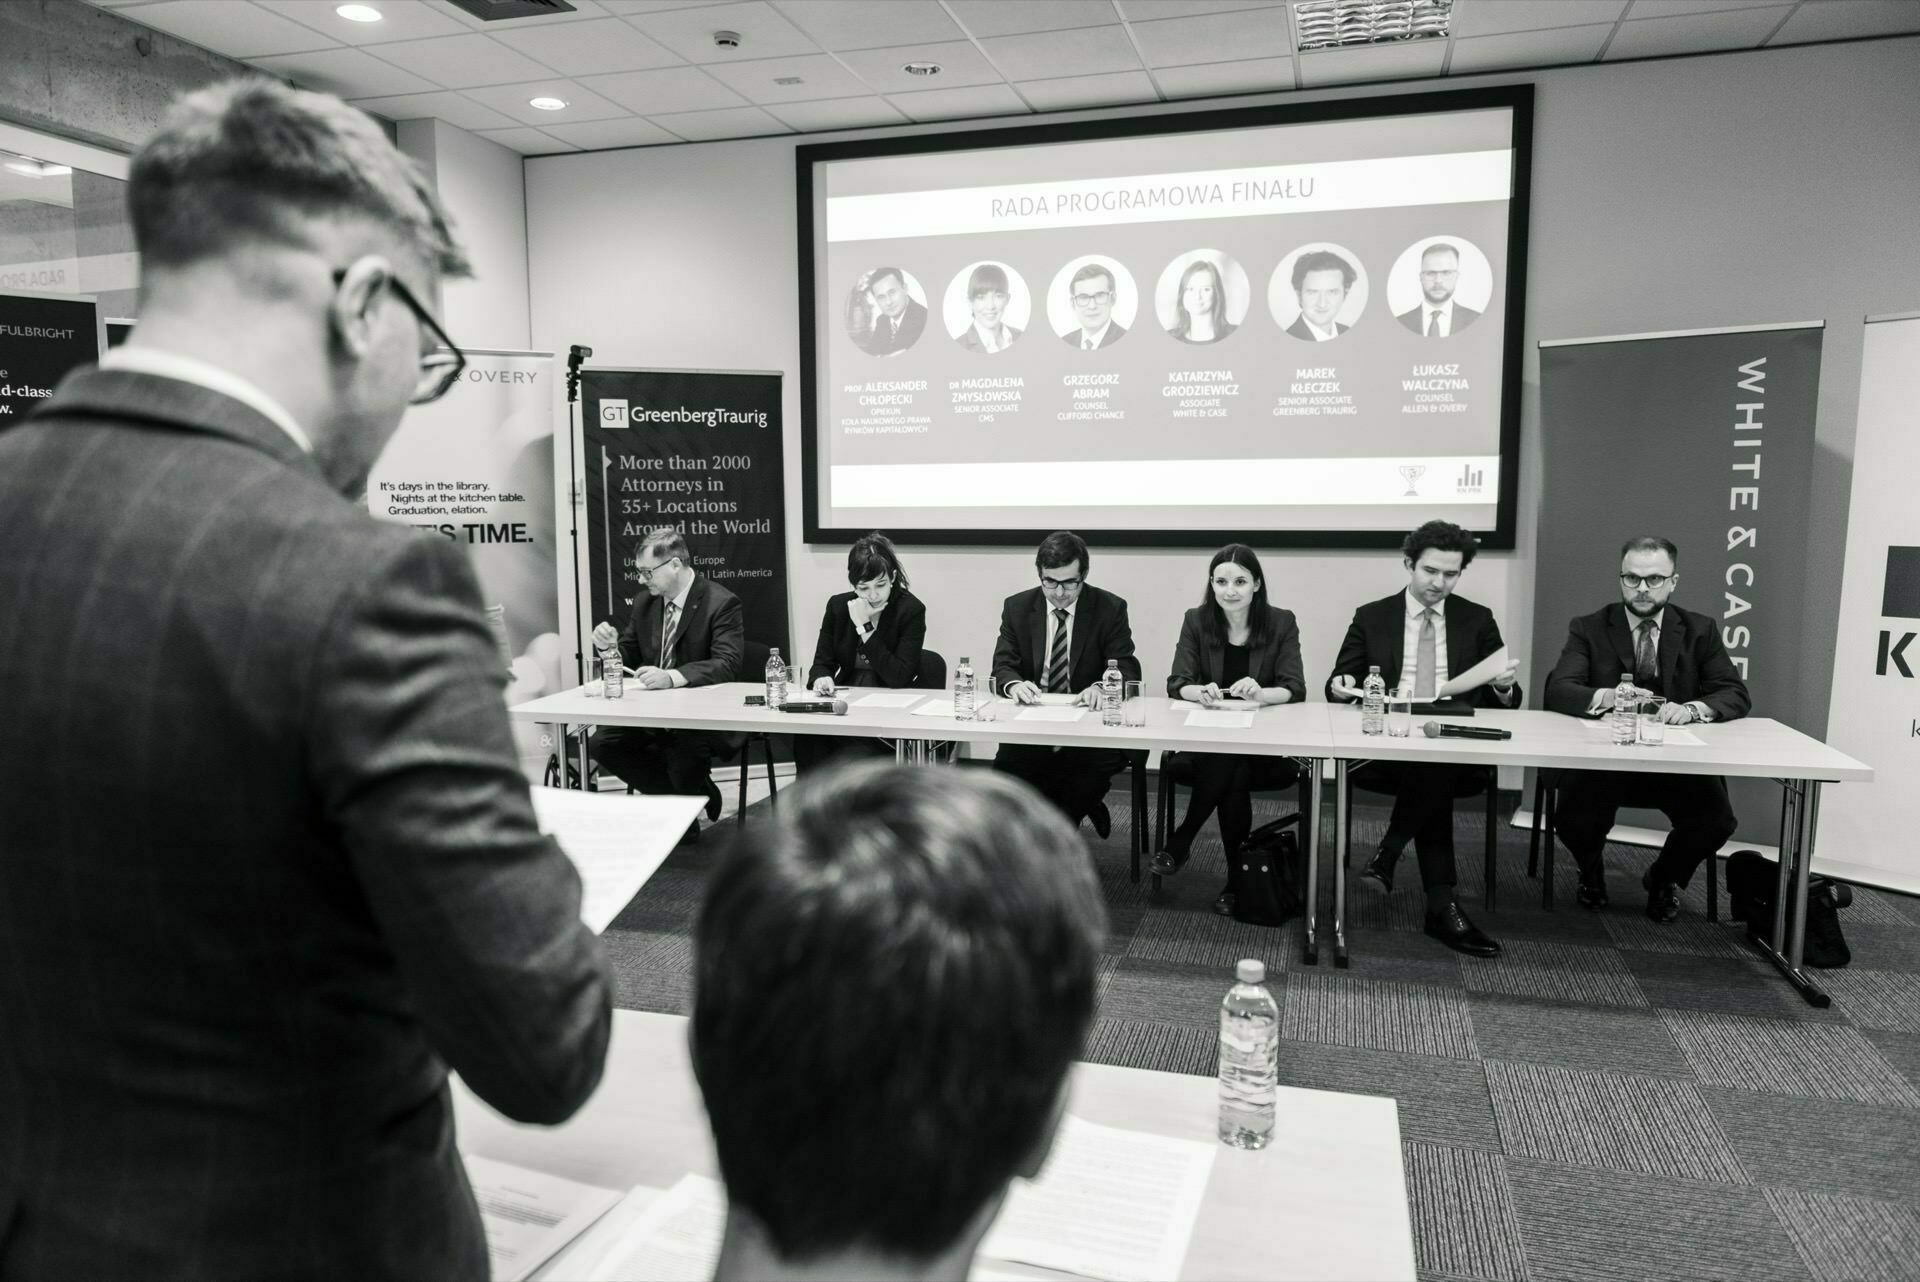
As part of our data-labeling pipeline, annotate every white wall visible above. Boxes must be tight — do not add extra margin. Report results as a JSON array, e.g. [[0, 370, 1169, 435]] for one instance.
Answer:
[[525, 37, 1920, 741], [400, 119, 530, 351]]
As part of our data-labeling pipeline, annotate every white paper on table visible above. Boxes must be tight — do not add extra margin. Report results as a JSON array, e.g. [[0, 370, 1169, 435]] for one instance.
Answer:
[[1036, 692, 1082, 706], [1436, 646, 1511, 698], [528, 788, 702, 934], [852, 690, 924, 708], [462, 1155, 624, 1282], [587, 1173, 726, 1282], [982, 1115, 1215, 1282], [1577, 718, 1706, 747], [910, 697, 1002, 717], [1185, 709, 1255, 729], [1016, 705, 1089, 723]]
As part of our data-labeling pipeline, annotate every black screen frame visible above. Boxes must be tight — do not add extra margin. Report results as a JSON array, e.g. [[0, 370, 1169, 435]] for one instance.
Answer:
[[798, 83, 1534, 551]]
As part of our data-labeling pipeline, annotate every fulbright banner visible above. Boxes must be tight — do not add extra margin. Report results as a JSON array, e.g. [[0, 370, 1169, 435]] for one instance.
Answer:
[[1816, 313, 1920, 894], [2, 289, 102, 421], [1535, 322, 1823, 844]]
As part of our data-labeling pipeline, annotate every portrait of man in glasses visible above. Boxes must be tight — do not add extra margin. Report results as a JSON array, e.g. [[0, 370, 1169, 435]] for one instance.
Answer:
[[1396, 240, 1482, 338], [1059, 260, 1129, 350]]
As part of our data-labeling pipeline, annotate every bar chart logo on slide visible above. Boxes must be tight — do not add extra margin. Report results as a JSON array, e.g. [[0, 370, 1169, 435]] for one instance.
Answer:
[[599, 398, 630, 427], [1456, 464, 1485, 494]]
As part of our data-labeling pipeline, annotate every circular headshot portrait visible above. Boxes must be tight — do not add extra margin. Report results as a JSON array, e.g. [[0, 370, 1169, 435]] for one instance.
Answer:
[[1387, 236, 1493, 338], [846, 266, 928, 357], [1269, 243, 1370, 344], [943, 260, 1031, 356], [1155, 250, 1249, 346], [1046, 255, 1138, 352]]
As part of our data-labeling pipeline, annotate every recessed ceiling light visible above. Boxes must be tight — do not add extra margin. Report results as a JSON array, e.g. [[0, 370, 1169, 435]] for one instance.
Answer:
[[4, 158, 71, 178], [335, 3, 383, 22], [529, 96, 569, 111], [903, 61, 941, 76]]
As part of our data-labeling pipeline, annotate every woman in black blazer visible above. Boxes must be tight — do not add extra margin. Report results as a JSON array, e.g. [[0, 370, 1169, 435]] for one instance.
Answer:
[[1152, 544, 1307, 914], [794, 532, 928, 774]]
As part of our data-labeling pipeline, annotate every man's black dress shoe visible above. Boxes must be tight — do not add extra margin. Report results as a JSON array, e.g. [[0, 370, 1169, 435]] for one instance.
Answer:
[[1423, 900, 1502, 957], [1149, 844, 1190, 877], [1576, 877, 1609, 911], [1643, 870, 1680, 923], [704, 780, 723, 822], [1089, 801, 1113, 840], [1212, 892, 1234, 917], [1361, 847, 1397, 894]]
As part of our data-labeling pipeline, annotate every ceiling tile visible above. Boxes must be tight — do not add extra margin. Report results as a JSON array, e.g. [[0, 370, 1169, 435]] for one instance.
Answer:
[[1154, 54, 1293, 97], [948, 0, 1122, 38], [539, 116, 682, 148], [980, 25, 1140, 80], [1017, 70, 1159, 111], [349, 89, 520, 130], [1130, 7, 1294, 68], [1115, 0, 1285, 20], [762, 95, 909, 131], [459, 78, 633, 125], [250, 47, 438, 95], [1297, 39, 1447, 86], [1603, 4, 1790, 58], [114, 0, 339, 57], [887, 83, 1031, 122], [578, 65, 749, 112], [258, 0, 469, 45], [701, 53, 879, 102], [1451, 0, 1627, 38], [1769, 0, 1920, 44], [627, 0, 821, 63], [425, 0, 612, 27], [645, 104, 792, 139], [474, 126, 580, 153], [1448, 21, 1613, 72], [498, 18, 683, 76], [834, 40, 1007, 93], [771, 0, 962, 49], [1626, 0, 1791, 15], [364, 33, 556, 87]]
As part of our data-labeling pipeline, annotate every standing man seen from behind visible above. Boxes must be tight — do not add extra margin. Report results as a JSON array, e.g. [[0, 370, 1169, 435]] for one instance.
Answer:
[[590, 526, 744, 837], [1062, 262, 1127, 350], [1328, 520, 1521, 957], [992, 531, 1141, 839], [1396, 241, 1480, 338], [1546, 537, 1750, 918], [0, 79, 611, 1279], [859, 265, 926, 356]]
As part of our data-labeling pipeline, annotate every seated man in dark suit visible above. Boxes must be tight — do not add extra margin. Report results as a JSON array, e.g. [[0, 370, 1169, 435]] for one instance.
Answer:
[[1328, 520, 1520, 957], [1546, 536, 1751, 919], [992, 530, 1141, 838], [693, 763, 1105, 1282], [590, 525, 744, 834]]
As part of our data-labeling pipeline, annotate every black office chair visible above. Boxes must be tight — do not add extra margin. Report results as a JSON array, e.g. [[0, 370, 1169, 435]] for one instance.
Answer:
[[1528, 768, 1719, 919], [915, 648, 948, 691], [1154, 751, 1310, 892]]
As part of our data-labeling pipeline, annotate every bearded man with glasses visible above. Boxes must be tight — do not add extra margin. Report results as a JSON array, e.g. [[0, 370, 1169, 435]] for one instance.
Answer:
[[1545, 536, 1752, 919]]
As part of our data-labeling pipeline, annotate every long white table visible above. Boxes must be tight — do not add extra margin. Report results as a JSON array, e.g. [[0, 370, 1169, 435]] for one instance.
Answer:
[[453, 1009, 1418, 1282]]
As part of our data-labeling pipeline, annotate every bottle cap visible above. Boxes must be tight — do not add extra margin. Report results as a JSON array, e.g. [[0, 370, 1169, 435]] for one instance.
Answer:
[[1368, 665, 1381, 674], [1235, 958, 1265, 984], [959, 656, 969, 664]]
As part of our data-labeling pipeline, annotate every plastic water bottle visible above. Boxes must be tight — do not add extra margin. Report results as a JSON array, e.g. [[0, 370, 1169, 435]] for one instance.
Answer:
[[1218, 958, 1279, 1149], [766, 647, 787, 708], [954, 655, 976, 721], [599, 647, 623, 699], [1101, 657, 1124, 726], [1612, 674, 1638, 745], [1361, 665, 1387, 735]]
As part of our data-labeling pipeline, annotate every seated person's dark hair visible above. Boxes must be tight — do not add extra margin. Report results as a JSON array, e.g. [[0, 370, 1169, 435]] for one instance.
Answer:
[[1402, 519, 1478, 568], [1035, 530, 1089, 575], [691, 762, 1106, 1265], [847, 530, 907, 588]]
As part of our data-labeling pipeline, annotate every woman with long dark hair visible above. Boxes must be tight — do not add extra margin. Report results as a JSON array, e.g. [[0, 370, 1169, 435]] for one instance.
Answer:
[[1153, 544, 1306, 914], [794, 532, 928, 774]]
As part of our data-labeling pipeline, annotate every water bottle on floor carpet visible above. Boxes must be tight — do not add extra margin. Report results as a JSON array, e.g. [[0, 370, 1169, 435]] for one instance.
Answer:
[[1218, 958, 1279, 1149]]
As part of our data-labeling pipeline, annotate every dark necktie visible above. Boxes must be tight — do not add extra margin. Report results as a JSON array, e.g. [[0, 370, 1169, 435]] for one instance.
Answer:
[[1634, 619, 1658, 686], [1426, 309, 1441, 337], [660, 602, 681, 668], [1044, 608, 1070, 693]]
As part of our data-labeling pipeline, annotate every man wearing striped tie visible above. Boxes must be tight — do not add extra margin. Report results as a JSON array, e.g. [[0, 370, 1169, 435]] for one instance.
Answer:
[[590, 526, 745, 835], [991, 531, 1142, 838]]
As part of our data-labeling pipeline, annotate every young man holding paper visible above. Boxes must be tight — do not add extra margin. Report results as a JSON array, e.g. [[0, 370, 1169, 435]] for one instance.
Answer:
[[1327, 520, 1521, 957]]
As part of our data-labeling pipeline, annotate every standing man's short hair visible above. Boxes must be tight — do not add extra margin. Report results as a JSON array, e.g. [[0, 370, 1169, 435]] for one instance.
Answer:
[[692, 763, 1106, 1263], [1403, 519, 1479, 567], [1036, 530, 1090, 575], [642, 525, 690, 563]]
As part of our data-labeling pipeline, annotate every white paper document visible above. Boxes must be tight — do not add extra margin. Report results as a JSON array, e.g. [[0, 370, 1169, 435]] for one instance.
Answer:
[[1577, 718, 1706, 747], [529, 788, 704, 933], [1186, 709, 1255, 729], [1437, 647, 1511, 698], [912, 697, 986, 717], [588, 1173, 725, 1282], [853, 690, 925, 708], [462, 1155, 624, 1282], [982, 1116, 1215, 1282], [1016, 705, 1089, 723], [1036, 692, 1082, 706]]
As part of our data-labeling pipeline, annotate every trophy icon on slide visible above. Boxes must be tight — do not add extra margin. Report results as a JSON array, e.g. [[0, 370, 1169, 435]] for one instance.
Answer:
[[1398, 465, 1426, 497]]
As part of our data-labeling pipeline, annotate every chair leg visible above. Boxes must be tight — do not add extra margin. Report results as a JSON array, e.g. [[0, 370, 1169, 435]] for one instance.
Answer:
[[1707, 850, 1719, 922], [1527, 773, 1542, 878], [1342, 779, 1353, 869], [1484, 767, 1497, 911], [1153, 761, 1169, 855], [735, 741, 750, 827], [764, 738, 779, 805], [1130, 758, 1145, 884], [1540, 780, 1557, 910]]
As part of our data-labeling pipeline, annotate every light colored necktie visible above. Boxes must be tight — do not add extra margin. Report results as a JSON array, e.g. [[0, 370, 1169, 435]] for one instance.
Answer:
[[1634, 620, 1658, 685], [1044, 608, 1070, 693], [1415, 609, 1438, 699], [660, 602, 680, 667]]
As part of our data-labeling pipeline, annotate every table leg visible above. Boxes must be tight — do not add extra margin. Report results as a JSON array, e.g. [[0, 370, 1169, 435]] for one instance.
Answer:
[[1303, 760, 1322, 967], [1752, 778, 1831, 1008], [1334, 759, 1349, 969], [575, 722, 590, 792]]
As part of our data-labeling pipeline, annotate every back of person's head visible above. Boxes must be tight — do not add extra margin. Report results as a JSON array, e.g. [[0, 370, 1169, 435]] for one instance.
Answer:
[[1403, 519, 1478, 567], [846, 531, 907, 588], [130, 78, 467, 279], [1035, 530, 1089, 575], [692, 763, 1107, 1265]]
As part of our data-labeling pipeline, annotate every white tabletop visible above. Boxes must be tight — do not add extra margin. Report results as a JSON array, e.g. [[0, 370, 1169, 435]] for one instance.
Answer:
[[453, 1009, 1417, 1282]]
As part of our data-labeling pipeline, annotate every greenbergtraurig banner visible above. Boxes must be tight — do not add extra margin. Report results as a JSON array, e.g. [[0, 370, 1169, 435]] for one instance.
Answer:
[[2, 289, 101, 421], [1535, 323, 1823, 845]]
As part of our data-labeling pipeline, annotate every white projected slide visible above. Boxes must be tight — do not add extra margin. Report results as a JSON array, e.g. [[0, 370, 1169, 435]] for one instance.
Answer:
[[806, 94, 1528, 541]]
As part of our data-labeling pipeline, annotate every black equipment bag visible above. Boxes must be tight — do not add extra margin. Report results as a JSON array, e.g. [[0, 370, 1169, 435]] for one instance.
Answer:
[[1229, 812, 1307, 927], [1726, 849, 1853, 969]]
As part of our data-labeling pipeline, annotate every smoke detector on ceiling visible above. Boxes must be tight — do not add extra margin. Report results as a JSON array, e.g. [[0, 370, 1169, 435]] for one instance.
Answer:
[[713, 30, 742, 49]]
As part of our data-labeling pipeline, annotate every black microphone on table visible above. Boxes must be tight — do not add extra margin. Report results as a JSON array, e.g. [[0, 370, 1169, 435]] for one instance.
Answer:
[[1423, 721, 1512, 741], [777, 699, 849, 716]]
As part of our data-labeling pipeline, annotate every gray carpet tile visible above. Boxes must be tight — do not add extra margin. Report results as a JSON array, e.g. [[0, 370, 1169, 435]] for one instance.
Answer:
[[1099, 958, 1255, 1032], [1840, 887, 1917, 926], [1884, 888, 1920, 928], [1081, 1015, 1217, 1077], [604, 927, 694, 1013], [1124, 901, 1299, 973], [1338, 925, 1477, 988], [1702, 1087, 1920, 1202], [1339, 872, 1435, 932], [1624, 950, 1850, 1023], [1403, 1141, 1529, 1282], [1485, 1060, 1747, 1182], [1283, 972, 1479, 1059], [1602, 913, 1758, 960], [1462, 939, 1651, 1009], [1467, 995, 1694, 1080], [1834, 921, 1920, 973], [1764, 1187, 1920, 1282], [1503, 1157, 1814, 1282], [1094, 952, 1122, 1005], [1818, 967, 1920, 1033], [1863, 1029, 1920, 1093], [1278, 1041, 1504, 1152], [1659, 1009, 1920, 1106], [1473, 900, 1617, 949]]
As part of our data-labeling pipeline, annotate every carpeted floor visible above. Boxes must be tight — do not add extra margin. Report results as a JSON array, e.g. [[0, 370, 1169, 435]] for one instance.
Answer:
[[599, 779, 1920, 1282]]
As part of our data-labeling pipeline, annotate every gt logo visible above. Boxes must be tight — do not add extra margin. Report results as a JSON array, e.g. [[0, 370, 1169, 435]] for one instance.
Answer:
[[599, 399, 630, 427]]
